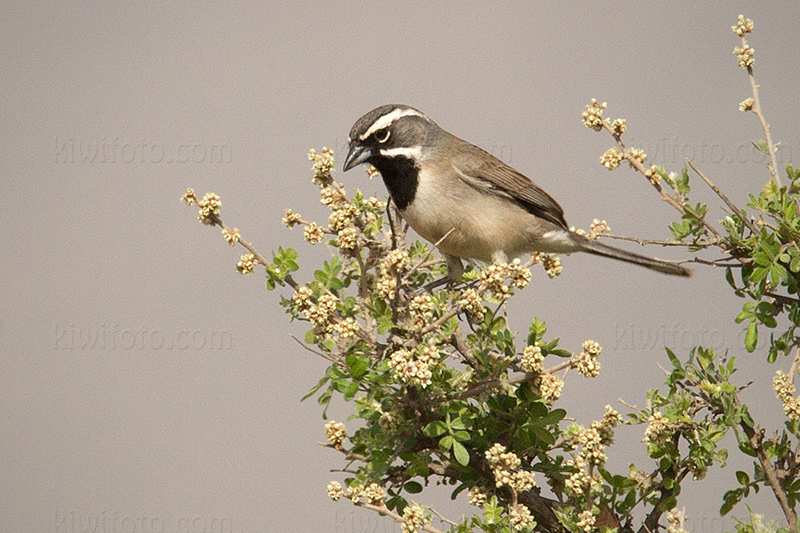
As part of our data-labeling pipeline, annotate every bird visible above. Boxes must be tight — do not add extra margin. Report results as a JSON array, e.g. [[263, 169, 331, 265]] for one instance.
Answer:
[[343, 104, 691, 290]]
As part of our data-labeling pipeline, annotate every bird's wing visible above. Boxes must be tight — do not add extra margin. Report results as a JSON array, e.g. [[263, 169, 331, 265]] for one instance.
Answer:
[[451, 149, 569, 230]]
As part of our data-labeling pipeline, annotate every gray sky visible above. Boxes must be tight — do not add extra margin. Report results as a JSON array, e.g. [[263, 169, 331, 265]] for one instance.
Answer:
[[3, 2, 800, 532]]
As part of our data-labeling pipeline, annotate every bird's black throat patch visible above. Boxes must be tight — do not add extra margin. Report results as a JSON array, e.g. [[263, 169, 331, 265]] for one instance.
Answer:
[[371, 155, 419, 211]]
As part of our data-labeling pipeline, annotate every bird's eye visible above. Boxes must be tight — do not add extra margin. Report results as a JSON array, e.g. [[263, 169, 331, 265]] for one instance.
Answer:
[[375, 128, 390, 143]]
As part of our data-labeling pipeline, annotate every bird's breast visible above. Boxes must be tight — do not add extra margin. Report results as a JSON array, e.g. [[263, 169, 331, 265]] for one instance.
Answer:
[[399, 167, 558, 262]]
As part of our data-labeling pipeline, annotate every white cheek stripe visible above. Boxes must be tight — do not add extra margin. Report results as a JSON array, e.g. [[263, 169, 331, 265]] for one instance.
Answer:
[[378, 146, 423, 160], [359, 107, 424, 141]]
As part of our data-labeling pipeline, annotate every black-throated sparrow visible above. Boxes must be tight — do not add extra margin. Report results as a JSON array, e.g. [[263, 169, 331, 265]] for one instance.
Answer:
[[343, 104, 692, 289]]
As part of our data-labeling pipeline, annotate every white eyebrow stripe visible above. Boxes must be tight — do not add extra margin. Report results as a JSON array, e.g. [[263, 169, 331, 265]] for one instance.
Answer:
[[378, 146, 423, 160], [359, 107, 424, 141]]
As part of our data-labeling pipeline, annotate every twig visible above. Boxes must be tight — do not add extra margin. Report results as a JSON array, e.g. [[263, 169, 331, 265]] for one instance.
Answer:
[[739, 31, 780, 183], [789, 346, 800, 385], [689, 257, 745, 268], [601, 233, 716, 248], [601, 121, 723, 241], [205, 212, 300, 290], [354, 502, 446, 533], [428, 506, 459, 527], [765, 292, 800, 306], [734, 393, 798, 530], [686, 158, 760, 236], [290, 335, 339, 363]]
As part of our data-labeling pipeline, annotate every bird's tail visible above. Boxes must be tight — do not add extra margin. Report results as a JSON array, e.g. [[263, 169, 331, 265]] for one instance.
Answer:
[[578, 237, 692, 277]]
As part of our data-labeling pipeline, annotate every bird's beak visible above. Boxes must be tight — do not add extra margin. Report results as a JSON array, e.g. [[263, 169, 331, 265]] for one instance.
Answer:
[[343, 143, 371, 172]]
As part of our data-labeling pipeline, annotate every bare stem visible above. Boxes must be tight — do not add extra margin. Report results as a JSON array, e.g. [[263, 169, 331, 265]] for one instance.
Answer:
[[354, 502, 447, 533], [686, 158, 760, 236], [740, 32, 780, 183]]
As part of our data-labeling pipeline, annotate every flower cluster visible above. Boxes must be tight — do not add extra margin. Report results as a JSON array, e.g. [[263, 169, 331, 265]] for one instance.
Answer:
[[331, 316, 360, 338], [565, 456, 600, 497], [236, 253, 257, 274], [480, 259, 532, 301], [540, 254, 562, 278], [644, 411, 673, 447], [308, 147, 335, 186], [377, 249, 410, 299], [192, 192, 221, 225], [731, 14, 754, 36], [181, 188, 198, 205], [336, 227, 359, 253], [388, 345, 439, 388], [361, 483, 387, 505], [520, 344, 544, 374], [328, 203, 360, 231], [628, 147, 647, 167], [327, 481, 343, 501], [573, 339, 602, 378], [324, 420, 346, 448], [738, 98, 755, 112], [401, 503, 432, 533], [600, 147, 623, 170], [734, 44, 754, 68], [611, 118, 627, 135], [458, 288, 485, 323], [485, 443, 536, 493], [467, 486, 488, 507], [645, 164, 663, 185], [410, 294, 434, 328], [320, 185, 345, 208], [773, 370, 800, 420], [303, 222, 325, 244], [509, 504, 534, 531], [292, 287, 341, 335], [536, 373, 564, 404], [564, 407, 619, 496], [582, 98, 607, 132], [574, 427, 606, 467], [597, 405, 621, 443], [379, 410, 399, 432], [576, 509, 596, 532], [666, 508, 689, 533], [282, 208, 302, 228], [587, 219, 610, 240], [222, 227, 240, 246]]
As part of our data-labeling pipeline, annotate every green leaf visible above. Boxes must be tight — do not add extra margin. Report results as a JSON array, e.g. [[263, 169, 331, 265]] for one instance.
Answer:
[[440, 435, 454, 450], [745, 320, 758, 352], [738, 439, 758, 457], [658, 495, 677, 511], [340, 380, 359, 400], [736, 470, 750, 486], [345, 353, 370, 378], [423, 421, 448, 437], [301, 374, 331, 401], [538, 408, 567, 426], [452, 441, 470, 466], [404, 481, 423, 494]]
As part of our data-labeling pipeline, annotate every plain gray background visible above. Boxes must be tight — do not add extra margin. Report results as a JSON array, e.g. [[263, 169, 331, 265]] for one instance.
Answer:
[[3, 2, 800, 532]]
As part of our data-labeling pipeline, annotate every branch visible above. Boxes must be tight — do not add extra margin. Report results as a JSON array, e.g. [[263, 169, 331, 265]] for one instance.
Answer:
[[739, 31, 780, 183], [354, 502, 447, 533], [601, 233, 717, 248], [736, 403, 798, 530], [686, 157, 760, 236]]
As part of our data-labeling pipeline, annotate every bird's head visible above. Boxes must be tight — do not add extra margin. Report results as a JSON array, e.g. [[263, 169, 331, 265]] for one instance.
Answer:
[[343, 104, 437, 172]]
